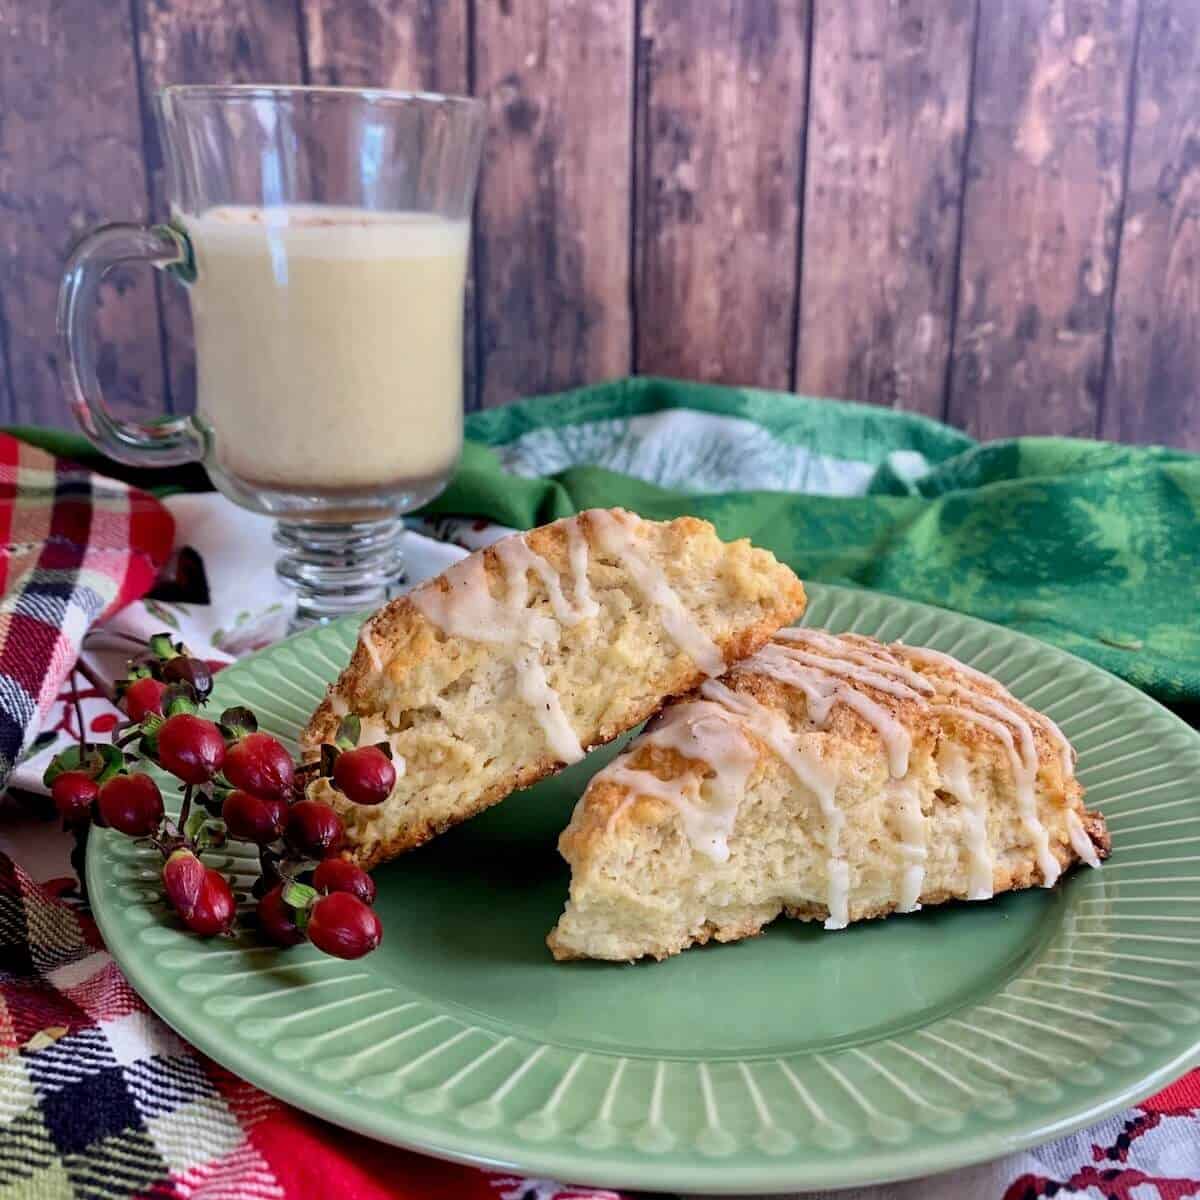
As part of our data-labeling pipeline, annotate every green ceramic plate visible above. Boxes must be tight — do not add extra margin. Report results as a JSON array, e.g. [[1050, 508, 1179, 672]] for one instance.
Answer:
[[88, 583, 1200, 1193]]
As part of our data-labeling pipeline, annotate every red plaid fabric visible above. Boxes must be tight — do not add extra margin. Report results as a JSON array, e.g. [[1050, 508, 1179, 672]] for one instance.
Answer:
[[0, 435, 173, 788], [0, 854, 625, 1199]]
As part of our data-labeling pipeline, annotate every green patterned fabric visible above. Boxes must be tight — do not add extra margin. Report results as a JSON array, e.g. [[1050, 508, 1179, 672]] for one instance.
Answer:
[[15, 377, 1199, 708], [429, 377, 1200, 708]]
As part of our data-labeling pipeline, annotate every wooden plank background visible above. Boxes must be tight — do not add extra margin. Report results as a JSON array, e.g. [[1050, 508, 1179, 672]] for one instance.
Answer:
[[2, 0, 1197, 448]]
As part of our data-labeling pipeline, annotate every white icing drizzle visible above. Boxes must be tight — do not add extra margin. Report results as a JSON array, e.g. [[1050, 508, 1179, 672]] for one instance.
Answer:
[[748, 643, 913, 778], [890, 776, 928, 913], [564, 517, 600, 619], [827, 687, 914, 780], [358, 713, 389, 745], [826, 860, 850, 931], [409, 510, 725, 765], [741, 629, 1085, 920], [597, 700, 756, 863], [699, 679, 847, 928], [1066, 808, 1101, 868], [932, 703, 1061, 886], [938, 740, 994, 899], [514, 647, 585, 763], [603, 764, 700, 818], [328, 694, 349, 718], [900, 644, 1075, 777], [700, 681, 839, 825], [587, 508, 726, 677], [944, 681, 1039, 769], [411, 527, 592, 764], [763, 642, 924, 702], [774, 633, 1078, 894], [358, 621, 384, 673], [776, 628, 935, 694], [412, 548, 558, 645], [494, 531, 598, 627]]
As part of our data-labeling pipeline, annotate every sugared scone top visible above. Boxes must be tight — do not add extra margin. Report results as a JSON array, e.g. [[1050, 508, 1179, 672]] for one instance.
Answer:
[[564, 628, 1105, 932], [300, 508, 805, 867]]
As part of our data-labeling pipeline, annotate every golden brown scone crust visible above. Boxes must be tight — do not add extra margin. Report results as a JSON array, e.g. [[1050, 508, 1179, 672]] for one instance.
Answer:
[[548, 630, 1109, 962], [301, 509, 805, 869]]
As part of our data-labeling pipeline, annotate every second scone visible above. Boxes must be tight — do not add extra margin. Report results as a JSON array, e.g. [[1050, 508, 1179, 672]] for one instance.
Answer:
[[302, 508, 805, 868]]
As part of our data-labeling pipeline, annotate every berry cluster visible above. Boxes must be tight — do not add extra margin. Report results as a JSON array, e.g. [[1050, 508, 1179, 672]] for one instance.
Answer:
[[45, 636, 396, 960]]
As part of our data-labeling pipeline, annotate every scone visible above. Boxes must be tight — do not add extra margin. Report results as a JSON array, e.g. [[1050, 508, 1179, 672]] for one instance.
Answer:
[[548, 628, 1109, 962], [301, 508, 806, 869]]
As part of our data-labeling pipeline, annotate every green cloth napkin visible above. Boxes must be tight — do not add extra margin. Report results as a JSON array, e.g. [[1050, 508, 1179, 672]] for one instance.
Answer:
[[429, 378, 1200, 710], [16, 376, 1199, 709]]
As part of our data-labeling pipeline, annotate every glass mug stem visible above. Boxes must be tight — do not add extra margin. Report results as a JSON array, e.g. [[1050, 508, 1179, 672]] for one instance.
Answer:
[[274, 519, 407, 626]]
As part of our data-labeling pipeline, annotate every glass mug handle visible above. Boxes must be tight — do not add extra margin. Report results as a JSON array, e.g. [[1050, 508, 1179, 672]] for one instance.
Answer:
[[57, 222, 206, 467]]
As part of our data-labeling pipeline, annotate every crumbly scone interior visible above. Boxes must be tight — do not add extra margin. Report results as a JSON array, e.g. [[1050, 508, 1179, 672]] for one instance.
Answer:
[[302, 508, 805, 867], [548, 629, 1108, 962]]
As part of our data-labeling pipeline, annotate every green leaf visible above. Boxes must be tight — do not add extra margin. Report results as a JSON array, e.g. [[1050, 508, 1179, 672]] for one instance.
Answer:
[[184, 808, 207, 841], [148, 633, 180, 660], [335, 714, 361, 751], [42, 746, 84, 788], [161, 683, 199, 717], [219, 706, 257, 739], [195, 821, 227, 851], [281, 881, 317, 912], [113, 664, 153, 702], [89, 744, 125, 785], [142, 600, 181, 631], [42, 743, 124, 788]]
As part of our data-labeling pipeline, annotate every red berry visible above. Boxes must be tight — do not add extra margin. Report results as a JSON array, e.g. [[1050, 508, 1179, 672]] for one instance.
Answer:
[[256, 885, 305, 947], [312, 857, 376, 906], [123, 676, 167, 722], [51, 770, 98, 826], [98, 773, 164, 836], [306, 891, 382, 959], [222, 789, 286, 846], [183, 868, 236, 936], [157, 713, 226, 784], [284, 799, 344, 859], [162, 848, 205, 919], [224, 732, 295, 800], [333, 745, 396, 807]]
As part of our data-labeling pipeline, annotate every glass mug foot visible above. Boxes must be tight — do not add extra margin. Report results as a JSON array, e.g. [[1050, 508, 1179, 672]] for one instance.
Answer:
[[274, 518, 407, 628]]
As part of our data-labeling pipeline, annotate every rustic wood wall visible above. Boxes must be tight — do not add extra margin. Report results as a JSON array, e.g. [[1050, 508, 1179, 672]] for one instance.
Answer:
[[1, 0, 1197, 447]]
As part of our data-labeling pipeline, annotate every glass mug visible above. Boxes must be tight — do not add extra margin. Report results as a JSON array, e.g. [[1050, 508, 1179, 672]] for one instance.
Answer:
[[59, 85, 486, 625]]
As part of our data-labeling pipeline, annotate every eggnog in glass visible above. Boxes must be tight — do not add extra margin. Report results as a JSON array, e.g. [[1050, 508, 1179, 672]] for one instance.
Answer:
[[58, 86, 485, 625]]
